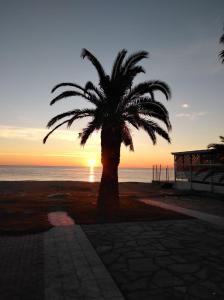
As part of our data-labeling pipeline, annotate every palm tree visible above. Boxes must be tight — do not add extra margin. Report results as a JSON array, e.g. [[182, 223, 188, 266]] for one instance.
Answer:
[[43, 49, 172, 213], [208, 136, 224, 161], [219, 29, 224, 63]]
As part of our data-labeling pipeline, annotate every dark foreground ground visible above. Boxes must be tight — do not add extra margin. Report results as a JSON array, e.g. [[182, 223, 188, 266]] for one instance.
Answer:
[[0, 181, 224, 299], [0, 181, 189, 233], [83, 219, 224, 300]]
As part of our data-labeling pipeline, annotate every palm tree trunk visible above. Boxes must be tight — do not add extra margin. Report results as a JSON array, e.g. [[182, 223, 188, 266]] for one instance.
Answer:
[[97, 124, 121, 214]]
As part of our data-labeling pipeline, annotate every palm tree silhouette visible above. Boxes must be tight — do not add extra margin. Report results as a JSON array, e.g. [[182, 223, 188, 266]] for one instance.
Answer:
[[43, 49, 172, 213], [208, 136, 224, 161], [219, 29, 224, 63]]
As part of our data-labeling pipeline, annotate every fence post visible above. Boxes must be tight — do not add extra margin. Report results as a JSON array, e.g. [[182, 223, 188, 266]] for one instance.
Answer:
[[152, 165, 154, 181], [159, 165, 161, 182]]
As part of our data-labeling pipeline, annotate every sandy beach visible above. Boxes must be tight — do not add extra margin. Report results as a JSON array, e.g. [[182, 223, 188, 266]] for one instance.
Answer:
[[0, 181, 189, 233]]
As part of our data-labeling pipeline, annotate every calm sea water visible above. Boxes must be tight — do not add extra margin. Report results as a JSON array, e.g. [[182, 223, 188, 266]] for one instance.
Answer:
[[0, 166, 174, 182]]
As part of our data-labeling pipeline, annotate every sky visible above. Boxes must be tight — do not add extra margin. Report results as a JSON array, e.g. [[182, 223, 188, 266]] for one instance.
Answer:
[[0, 0, 224, 168]]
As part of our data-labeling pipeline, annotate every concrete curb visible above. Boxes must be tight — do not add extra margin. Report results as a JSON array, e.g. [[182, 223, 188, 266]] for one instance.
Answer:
[[140, 198, 224, 228]]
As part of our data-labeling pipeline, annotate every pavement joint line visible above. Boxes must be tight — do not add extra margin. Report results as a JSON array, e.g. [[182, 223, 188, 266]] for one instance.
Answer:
[[140, 198, 224, 228], [44, 225, 125, 300]]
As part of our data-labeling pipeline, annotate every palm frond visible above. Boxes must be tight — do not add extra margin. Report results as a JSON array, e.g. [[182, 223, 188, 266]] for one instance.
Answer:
[[138, 118, 157, 144], [220, 33, 224, 44], [128, 66, 145, 76], [121, 66, 146, 93], [136, 118, 171, 144], [127, 81, 171, 101], [111, 49, 128, 80], [124, 115, 139, 129], [47, 109, 95, 128], [123, 51, 149, 73], [67, 112, 92, 128], [124, 98, 171, 130], [140, 111, 171, 131], [125, 97, 169, 118], [219, 50, 224, 63], [51, 82, 86, 94], [50, 91, 89, 105], [151, 122, 171, 143], [84, 81, 105, 100], [43, 119, 69, 144], [121, 124, 134, 151], [79, 119, 101, 146], [81, 49, 108, 87], [138, 100, 170, 127]]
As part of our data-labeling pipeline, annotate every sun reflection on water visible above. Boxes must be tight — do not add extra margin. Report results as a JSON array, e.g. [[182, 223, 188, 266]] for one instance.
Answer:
[[88, 166, 95, 182]]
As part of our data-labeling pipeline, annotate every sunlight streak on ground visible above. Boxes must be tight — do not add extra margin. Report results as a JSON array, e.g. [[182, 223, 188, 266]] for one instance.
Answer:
[[48, 211, 75, 226]]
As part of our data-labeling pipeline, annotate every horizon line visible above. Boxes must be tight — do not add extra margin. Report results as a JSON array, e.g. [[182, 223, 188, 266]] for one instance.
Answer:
[[0, 164, 174, 169]]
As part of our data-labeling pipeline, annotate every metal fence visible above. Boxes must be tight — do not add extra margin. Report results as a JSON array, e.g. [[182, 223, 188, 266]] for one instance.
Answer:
[[152, 165, 174, 182]]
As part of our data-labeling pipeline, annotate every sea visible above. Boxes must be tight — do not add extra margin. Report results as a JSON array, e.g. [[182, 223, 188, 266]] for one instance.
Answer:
[[0, 165, 174, 182]]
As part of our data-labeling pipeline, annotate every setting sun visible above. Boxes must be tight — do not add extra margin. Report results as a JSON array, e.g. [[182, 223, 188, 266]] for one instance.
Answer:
[[88, 159, 96, 167]]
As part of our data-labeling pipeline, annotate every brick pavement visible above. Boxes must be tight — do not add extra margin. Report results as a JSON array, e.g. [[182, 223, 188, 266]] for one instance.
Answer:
[[0, 233, 44, 300]]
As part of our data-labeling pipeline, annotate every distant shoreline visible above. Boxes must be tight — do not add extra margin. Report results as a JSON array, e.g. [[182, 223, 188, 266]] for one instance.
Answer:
[[0, 180, 151, 184], [0, 165, 170, 169], [0, 166, 174, 182]]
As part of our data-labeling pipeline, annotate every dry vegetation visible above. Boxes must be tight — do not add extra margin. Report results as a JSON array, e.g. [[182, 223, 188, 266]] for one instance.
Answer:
[[0, 181, 189, 234]]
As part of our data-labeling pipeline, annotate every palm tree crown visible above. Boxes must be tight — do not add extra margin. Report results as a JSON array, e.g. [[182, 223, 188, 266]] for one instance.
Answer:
[[43, 48, 171, 149]]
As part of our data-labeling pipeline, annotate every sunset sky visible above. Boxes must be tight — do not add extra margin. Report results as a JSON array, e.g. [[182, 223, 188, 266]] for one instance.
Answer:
[[0, 0, 224, 168]]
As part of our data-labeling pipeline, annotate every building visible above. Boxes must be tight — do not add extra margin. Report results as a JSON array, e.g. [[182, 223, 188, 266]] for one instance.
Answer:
[[172, 149, 224, 194]]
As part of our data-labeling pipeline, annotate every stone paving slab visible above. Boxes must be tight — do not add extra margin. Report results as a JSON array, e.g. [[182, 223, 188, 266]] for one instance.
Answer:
[[140, 198, 224, 228], [44, 225, 124, 300], [83, 219, 224, 300]]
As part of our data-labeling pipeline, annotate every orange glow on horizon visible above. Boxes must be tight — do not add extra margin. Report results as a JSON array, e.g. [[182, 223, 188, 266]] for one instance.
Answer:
[[0, 153, 174, 168], [0, 137, 174, 168]]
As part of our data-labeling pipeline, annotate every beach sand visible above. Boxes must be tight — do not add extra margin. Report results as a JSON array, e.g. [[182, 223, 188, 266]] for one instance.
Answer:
[[0, 181, 189, 233]]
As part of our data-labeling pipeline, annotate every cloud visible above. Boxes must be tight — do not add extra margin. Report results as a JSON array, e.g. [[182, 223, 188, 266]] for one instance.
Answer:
[[175, 113, 191, 118], [44, 152, 94, 158], [181, 103, 189, 108], [0, 125, 98, 143], [175, 111, 208, 120], [0, 125, 71, 141]]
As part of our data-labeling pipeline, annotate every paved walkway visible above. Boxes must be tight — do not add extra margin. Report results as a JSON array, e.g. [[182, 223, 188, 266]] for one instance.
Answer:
[[139, 198, 224, 228], [83, 219, 224, 300], [147, 193, 224, 217], [44, 225, 124, 300], [0, 225, 124, 300], [1, 197, 224, 300]]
